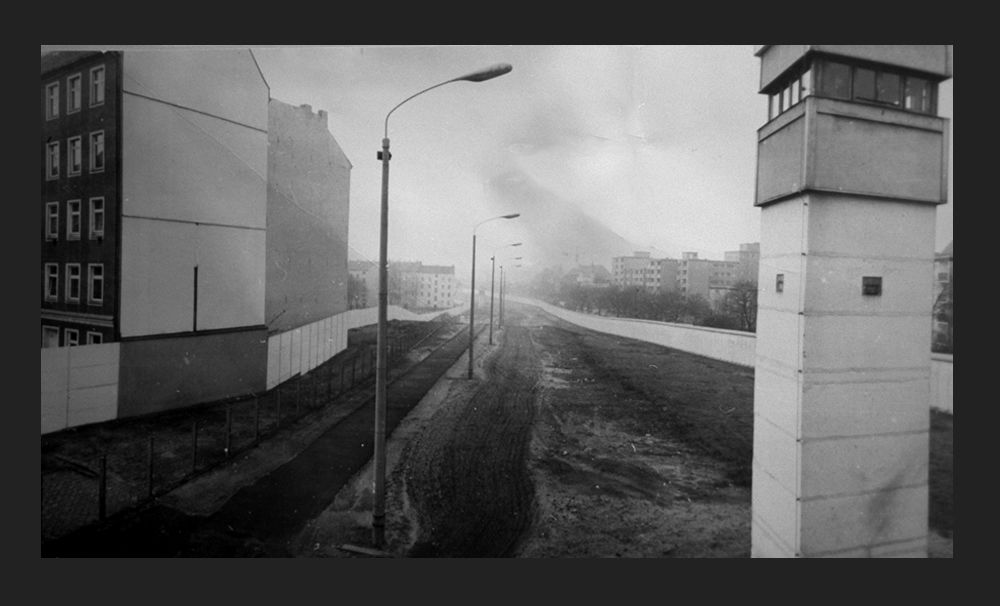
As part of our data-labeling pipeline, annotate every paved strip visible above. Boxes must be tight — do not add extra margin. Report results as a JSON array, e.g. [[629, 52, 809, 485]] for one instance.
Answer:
[[43, 325, 480, 557]]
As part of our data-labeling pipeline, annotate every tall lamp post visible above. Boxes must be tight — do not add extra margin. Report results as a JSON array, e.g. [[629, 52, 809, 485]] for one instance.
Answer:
[[490, 244, 521, 345], [373, 62, 512, 548], [469, 215, 519, 378]]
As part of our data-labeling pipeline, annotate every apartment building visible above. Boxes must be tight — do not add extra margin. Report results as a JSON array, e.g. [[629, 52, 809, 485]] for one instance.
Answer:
[[42, 49, 352, 420], [677, 252, 739, 299], [611, 252, 663, 291], [724, 242, 761, 284]]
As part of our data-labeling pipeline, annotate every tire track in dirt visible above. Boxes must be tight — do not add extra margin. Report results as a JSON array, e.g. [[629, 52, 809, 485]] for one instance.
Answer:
[[402, 323, 541, 557]]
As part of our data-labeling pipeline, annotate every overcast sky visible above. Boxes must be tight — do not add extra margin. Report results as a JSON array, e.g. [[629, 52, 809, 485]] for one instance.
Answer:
[[251, 46, 954, 276]]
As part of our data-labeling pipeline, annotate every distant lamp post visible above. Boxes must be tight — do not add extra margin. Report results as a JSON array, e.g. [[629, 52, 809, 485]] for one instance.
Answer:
[[498, 258, 522, 329], [373, 62, 512, 548], [490, 244, 521, 345], [469, 215, 519, 378]]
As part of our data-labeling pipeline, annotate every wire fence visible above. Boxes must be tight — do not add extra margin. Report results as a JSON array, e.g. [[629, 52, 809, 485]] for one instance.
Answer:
[[41, 318, 454, 542]]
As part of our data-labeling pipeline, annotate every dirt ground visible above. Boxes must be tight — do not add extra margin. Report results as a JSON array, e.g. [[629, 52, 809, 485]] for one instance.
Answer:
[[293, 301, 954, 558], [42, 303, 953, 557]]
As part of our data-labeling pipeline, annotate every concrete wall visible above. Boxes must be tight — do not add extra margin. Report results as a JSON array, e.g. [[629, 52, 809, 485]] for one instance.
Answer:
[[119, 49, 269, 337], [931, 353, 953, 414], [510, 295, 951, 414], [41, 342, 120, 434], [509, 296, 756, 367], [264, 304, 467, 390], [266, 100, 351, 332], [117, 328, 267, 418]]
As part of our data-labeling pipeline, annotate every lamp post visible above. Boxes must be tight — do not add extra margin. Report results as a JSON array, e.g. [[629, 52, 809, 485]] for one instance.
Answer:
[[469, 215, 519, 378], [498, 258, 521, 329], [490, 244, 521, 345], [373, 62, 512, 548]]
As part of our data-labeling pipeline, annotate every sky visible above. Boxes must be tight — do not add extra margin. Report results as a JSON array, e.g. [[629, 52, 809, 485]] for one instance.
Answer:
[[248, 46, 953, 278]]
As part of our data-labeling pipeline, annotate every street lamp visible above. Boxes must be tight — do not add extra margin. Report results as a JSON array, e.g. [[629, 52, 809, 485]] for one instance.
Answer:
[[469, 215, 519, 378], [373, 62, 512, 548], [497, 257, 521, 330], [490, 244, 521, 345]]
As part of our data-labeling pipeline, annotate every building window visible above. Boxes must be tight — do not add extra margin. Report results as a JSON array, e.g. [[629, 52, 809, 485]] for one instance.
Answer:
[[67, 200, 81, 240], [65, 328, 79, 347], [90, 131, 105, 172], [45, 263, 59, 301], [46, 141, 60, 180], [818, 60, 852, 100], [86, 331, 103, 345], [88, 264, 104, 305], [67, 73, 82, 114], [90, 66, 105, 106], [905, 76, 932, 113], [89, 197, 105, 239], [42, 326, 60, 348], [45, 82, 59, 119], [814, 58, 935, 115], [775, 273, 785, 293], [854, 67, 876, 102], [68, 136, 82, 176], [66, 263, 81, 302], [45, 202, 59, 240]]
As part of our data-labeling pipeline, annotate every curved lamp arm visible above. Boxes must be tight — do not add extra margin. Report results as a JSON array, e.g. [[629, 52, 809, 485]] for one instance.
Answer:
[[474, 213, 520, 235], [384, 63, 513, 138]]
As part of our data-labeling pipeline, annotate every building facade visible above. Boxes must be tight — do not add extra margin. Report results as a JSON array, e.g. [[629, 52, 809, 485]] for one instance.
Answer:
[[42, 51, 120, 347], [677, 252, 739, 299], [611, 252, 663, 291], [42, 49, 353, 422], [725, 242, 761, 285]]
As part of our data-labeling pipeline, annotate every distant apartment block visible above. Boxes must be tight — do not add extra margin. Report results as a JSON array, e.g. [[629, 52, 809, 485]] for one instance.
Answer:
[[611, 252, 663, 291], [724, 242, 761, 284], [677, 252, 739, 300], [348, 260, 457, 311]]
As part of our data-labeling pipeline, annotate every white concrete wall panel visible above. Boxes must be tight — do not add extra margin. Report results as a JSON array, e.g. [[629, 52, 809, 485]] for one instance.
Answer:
[[41, 347, 70, 434], [122, 95, 267, 228], [812, 113, 945, 202], [123, 49, 268, 131], [799, 484, 928, 556], [803, 316, 931, 371], [801, 372, 931, 438], [751, 459, 799, 557], [801, 432, 928, 498], [807, 195, 937, 259], [41, 343, 120, 434], [804, 256, 933, 315], [754, 415, 799, 496], [753, 363, 800, 437], [756, 114, 805, 203], [266, 333, 280, 390], [930, 354, 953, 414]]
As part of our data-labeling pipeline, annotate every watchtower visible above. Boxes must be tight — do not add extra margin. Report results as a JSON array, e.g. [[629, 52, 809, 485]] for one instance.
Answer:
[[751, 45, 952, 557]]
